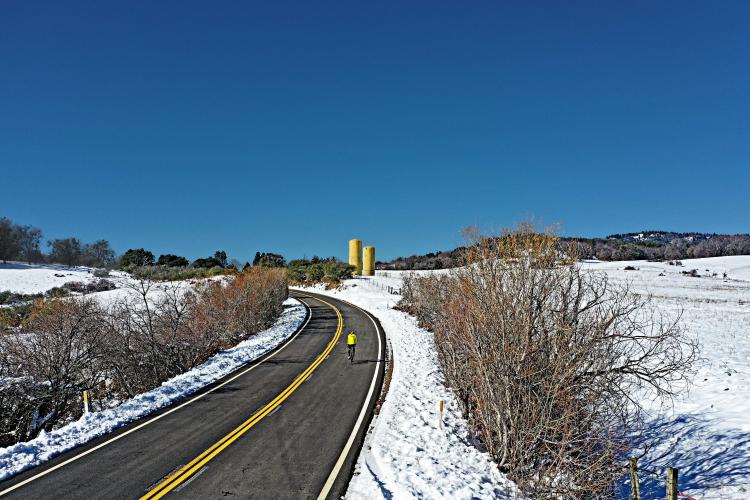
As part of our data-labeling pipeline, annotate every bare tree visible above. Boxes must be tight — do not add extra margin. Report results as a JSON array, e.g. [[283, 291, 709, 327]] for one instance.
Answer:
[[16, 225, 43, 264], [48, 238, 83, 267], [402, 224, 698, 497], [82, 239, 116, 268]]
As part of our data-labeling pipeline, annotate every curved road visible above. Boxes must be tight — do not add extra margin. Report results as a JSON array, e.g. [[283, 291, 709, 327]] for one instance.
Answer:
[[0, 291, 385, 499]]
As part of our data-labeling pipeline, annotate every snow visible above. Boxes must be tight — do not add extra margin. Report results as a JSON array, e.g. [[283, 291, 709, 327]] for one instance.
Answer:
[[0, 261, 225, 308], [293, 283, 518, 499], [326, 256, 750, 499], [4, 256, 749, 497], [0, 297, 307, 482], [579, 257, 750, 499], [0, 262, 117, 294]]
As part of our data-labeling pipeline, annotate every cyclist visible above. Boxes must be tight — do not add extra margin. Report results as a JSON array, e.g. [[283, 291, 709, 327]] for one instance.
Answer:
[[347, 331, 358, 363]]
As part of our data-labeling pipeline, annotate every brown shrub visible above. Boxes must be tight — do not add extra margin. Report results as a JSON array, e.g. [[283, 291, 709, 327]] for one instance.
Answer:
[[402, 224, 698, 498], [0, 298, 107, 441], [0, 268, 289, 445]]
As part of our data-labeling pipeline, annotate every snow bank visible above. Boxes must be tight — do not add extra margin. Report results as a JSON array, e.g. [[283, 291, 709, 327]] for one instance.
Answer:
[[0, 298, 307, 482], [294, 284, 516, 499]]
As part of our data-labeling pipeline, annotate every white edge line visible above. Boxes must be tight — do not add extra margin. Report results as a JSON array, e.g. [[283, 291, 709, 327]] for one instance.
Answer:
[[315, 295, 384, 500], [0, 299, 313, 497]]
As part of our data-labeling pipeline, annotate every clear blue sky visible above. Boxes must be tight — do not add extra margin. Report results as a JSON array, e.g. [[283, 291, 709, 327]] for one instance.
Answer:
[[1, 1, 748, 262]]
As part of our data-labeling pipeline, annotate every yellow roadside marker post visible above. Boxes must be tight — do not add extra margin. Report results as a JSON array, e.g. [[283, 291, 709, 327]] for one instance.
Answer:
[[83, 390, 89, 414]]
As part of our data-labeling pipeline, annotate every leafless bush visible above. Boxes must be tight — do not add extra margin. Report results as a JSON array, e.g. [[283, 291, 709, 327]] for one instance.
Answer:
[[402, 224, 698, 498], [103, 280, 202, 396], [0, 267, 289, 445], [105, 268, 287, 397], [0, 298, 108, 443], [190, 267, 288, 346]]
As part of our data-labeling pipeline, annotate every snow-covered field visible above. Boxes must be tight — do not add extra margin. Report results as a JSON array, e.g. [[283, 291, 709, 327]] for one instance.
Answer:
[[0, 263, 307, 482], [579, 257, 750, 499], [0, 261, 223, 307], [0, 262, 126, 294], [310, 255, 750, 500]]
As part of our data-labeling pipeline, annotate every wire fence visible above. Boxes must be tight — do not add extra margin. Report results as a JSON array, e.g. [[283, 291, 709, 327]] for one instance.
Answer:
[[626, 459, 698, 500], [355, 275, 402, 296]]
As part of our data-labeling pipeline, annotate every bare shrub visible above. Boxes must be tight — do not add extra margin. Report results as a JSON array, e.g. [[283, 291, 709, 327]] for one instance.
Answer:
[[0, 298, 107, 442], [63, 279, 116, 294], [0, 267, 289, 445], [401, 224, 698, 498], [104, 268, 288, 398], [103, 280, 202, 396]]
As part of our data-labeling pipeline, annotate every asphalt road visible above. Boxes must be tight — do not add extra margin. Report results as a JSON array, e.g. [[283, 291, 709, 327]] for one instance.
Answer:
[[0, 291, 385, 500]]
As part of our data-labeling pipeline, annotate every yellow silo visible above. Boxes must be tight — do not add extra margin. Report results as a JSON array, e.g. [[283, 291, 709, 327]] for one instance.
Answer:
[[363, 246, 375, 276], [349, 239, 363, 275]]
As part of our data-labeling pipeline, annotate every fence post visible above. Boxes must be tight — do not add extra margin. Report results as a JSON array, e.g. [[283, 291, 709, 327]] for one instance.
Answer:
[[629, 457, 640, 500], [666, 467, 678, 500]]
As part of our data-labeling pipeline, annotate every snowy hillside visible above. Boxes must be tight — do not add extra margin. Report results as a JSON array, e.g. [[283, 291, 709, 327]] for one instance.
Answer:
[[324, 256, 750, 499], [580, 257, 750, 498], [0, 262, 122, 294]]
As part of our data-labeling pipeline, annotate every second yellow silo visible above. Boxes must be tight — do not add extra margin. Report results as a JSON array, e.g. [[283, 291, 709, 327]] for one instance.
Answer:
[[349, 239, 363, 275], [363, 246, 375, 276]]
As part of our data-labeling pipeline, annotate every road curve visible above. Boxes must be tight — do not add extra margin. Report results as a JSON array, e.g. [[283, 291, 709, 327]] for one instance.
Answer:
[[0, 291, 385, 499]]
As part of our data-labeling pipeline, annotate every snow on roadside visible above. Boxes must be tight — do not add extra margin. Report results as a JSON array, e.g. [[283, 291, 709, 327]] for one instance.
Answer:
[[294, 284, 517, 499], [0, 297, 307, 482]]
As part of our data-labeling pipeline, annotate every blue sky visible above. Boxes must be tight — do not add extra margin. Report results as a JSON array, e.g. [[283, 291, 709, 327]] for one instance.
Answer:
[[1, 1, 748, 262]]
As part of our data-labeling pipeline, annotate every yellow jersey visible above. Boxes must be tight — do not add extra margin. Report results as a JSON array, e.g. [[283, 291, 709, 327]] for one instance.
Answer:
[[347, 332, 358, 345]]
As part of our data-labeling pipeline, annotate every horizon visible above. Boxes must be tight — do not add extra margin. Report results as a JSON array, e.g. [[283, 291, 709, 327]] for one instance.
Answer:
[[2, 216, 748, 264], [2, 1, 748, 262]]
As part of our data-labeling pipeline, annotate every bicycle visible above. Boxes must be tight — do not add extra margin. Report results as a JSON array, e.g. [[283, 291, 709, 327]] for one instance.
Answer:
[[347, 344, 356, 363]]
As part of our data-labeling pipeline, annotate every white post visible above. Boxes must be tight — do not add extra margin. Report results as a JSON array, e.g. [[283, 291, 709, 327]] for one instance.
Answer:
[[83, 390, 89, 414]]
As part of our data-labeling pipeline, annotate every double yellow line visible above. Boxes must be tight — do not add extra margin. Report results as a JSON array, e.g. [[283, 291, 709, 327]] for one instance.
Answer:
[[140, 295, 342, 499]]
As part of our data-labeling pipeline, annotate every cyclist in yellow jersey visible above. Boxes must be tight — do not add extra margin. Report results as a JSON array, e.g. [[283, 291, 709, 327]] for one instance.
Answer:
[[347, 331, 357, 363]]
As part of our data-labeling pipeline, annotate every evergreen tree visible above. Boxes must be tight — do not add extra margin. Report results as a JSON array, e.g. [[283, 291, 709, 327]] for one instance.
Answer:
[[119, 248, 155, 268], [0, 218, 21, 264], [48, 238, 83, 267]]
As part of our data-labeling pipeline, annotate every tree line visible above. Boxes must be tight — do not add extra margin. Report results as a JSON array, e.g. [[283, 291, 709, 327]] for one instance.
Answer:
[[0, 216, 293, 276], [380, 230, 750, 270], [0, 217, 115, 267], [567, 232, 750, 261], [286, 256, 354, 286]]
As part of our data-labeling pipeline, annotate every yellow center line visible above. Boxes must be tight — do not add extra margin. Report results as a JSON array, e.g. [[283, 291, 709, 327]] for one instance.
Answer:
[[140, 295, 343, 499]]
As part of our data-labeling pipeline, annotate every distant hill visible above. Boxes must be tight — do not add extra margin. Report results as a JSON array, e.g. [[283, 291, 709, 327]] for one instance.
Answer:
[[378, 231, 750, 270]]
